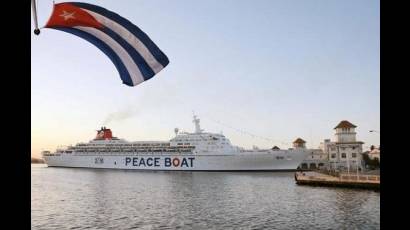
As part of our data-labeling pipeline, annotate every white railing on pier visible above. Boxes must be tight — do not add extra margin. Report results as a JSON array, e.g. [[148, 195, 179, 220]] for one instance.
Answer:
[[296, 172, 380, 184], [339, 173, 380, 182]]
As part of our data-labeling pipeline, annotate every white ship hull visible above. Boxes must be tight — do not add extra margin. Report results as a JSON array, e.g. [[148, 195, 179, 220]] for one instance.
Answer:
[[44, 150, 307, 171], [42, 116, 309, 171]]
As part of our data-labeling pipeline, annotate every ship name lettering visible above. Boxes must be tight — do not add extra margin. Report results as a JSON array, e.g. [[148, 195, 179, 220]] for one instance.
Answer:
[[146, 157, 160, 167], [164, 157, 195, 168], [125, 157, 194, 168], [125, 157, 161, 167]]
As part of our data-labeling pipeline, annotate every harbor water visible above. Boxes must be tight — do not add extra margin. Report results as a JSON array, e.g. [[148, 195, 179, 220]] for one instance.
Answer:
[[31, 164, 380, 229]]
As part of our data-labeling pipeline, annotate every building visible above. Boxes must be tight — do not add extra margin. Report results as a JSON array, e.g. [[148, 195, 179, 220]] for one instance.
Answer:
[[368, 145, 380, 162], [293, 138, 306, 149], [300, 148, 329, 170], [296, 138, 329, 170], [326, 120, 364, 172]]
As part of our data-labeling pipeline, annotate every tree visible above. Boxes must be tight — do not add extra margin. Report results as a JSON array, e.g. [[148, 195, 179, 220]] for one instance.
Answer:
[[362, 153, 379, 170]]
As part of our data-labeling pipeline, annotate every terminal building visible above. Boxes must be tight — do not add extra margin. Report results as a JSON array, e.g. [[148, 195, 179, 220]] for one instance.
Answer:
[[299, 120, 364, 172], [295, 138, 328, 170]]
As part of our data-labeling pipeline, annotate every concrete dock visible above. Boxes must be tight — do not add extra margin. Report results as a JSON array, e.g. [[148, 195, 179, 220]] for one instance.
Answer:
[[295, 171, 380, 190]]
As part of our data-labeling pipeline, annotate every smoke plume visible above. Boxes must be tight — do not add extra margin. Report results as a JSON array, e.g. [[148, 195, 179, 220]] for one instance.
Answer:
[[103, 107, 138, 125]]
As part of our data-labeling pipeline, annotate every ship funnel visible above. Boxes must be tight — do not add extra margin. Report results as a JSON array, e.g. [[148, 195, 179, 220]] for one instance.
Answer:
[[95, 127, 113, 140]]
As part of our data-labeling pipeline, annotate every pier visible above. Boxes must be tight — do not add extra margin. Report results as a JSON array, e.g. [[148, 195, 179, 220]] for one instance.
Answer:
[[295, 171, 380, 190]]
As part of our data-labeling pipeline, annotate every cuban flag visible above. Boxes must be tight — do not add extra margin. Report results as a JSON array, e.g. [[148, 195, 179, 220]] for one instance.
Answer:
[[44, 2, 169, 87]]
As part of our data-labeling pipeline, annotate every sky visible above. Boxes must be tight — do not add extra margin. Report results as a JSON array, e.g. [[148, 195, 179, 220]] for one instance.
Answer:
[[31, 0, 380, 158]]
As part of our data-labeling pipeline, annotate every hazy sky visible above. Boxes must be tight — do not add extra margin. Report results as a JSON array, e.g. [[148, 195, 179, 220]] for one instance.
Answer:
[[31, 0, 380, 158]]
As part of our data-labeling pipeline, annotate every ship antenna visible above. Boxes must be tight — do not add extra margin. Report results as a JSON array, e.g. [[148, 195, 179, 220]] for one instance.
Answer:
[[174, 128, 179, 136], [192, 113, 203, 133]]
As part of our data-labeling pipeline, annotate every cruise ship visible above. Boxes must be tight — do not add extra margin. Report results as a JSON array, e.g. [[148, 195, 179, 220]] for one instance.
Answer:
[[42, 116, 309, 171]]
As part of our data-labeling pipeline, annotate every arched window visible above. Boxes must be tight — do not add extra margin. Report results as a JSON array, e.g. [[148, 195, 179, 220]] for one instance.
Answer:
[[341, 153, 346, 158]]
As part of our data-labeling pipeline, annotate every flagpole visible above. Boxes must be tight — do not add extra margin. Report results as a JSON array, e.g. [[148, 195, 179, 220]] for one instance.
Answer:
[[31, 0, 40, 35]]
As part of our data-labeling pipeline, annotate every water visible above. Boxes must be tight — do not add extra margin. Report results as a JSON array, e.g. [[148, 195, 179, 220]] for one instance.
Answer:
[[31, 164, 380, 229]]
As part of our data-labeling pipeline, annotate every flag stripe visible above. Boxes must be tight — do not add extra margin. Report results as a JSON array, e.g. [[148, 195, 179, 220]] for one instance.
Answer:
[[75, 26, 145, 85], [54, 27, 135, 86], [83, 9, 165, 74], [99, 26, 155, 80], [71, 2, 169, 68]]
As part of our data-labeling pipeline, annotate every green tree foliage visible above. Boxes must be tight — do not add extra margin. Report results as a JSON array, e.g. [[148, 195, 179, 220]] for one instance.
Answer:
[[362, 153, 380, 169]]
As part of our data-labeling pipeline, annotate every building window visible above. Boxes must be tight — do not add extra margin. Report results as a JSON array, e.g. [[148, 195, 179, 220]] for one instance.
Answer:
[[352, 153, 357, 158], [352, 147, 356, 150], [331, 154, 336, 158], [341, 147, 346, 150], [331, 147, 336, 151], [341, 153, 346, 158]]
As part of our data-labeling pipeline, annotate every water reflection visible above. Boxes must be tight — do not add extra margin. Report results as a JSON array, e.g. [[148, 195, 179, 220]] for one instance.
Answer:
[[32, 167, 380, 229]]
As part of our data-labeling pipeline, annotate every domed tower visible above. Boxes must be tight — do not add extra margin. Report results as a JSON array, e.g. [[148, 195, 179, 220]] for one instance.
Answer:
[[334, 120, 357, 143], [293, 138, 306, 149], [329, 120, 364, 172]]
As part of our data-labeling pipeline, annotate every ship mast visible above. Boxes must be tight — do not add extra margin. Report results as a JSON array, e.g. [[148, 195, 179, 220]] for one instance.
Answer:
[[192, 114, 203, 134]]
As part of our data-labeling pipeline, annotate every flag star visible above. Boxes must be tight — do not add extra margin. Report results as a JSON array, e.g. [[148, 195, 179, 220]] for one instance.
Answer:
[[60, 10, 76, 21]]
